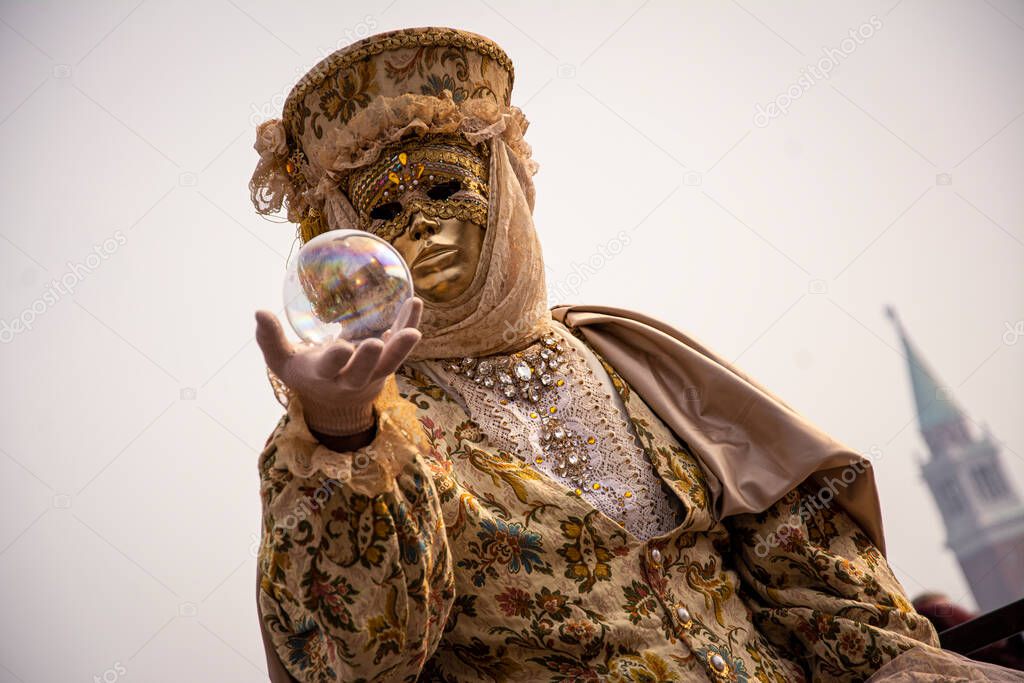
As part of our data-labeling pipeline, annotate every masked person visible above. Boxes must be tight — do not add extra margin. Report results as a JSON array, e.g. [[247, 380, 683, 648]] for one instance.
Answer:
[[249, 27, 1002, 683]]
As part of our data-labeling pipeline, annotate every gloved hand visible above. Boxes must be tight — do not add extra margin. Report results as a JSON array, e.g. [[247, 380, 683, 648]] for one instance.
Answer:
[[254, 297, 423, 437]]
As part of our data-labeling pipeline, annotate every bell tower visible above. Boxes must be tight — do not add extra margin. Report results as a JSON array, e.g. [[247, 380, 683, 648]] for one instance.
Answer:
[[887, 307, 1024, 611]]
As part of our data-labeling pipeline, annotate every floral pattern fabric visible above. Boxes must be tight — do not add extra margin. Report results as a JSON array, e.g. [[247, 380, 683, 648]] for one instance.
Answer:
[[257, 328, 939, 682]]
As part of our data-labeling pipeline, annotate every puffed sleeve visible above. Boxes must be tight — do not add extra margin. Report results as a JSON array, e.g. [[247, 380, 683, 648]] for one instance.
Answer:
[[726, 480, 941, 681], [256, 375, 456, 682]]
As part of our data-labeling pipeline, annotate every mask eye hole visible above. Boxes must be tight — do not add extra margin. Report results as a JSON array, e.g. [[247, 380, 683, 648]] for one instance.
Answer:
[[370, 202, 402, 221], [426, 179, 461, 200]]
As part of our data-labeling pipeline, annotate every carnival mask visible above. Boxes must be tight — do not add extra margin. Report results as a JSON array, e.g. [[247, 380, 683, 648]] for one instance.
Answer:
[[347, 135, 490, 303], [390, 213, 485, 303]]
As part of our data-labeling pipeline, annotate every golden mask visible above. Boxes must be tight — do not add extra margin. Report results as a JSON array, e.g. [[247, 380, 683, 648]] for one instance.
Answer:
[[391, 212, 485, 303], [346, 135, 490, 303], [347, 135, 490, 243]]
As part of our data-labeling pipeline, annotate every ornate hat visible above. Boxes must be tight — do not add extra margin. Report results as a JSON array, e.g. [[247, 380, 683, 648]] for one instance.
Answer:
[[250, 27, 537, 243]]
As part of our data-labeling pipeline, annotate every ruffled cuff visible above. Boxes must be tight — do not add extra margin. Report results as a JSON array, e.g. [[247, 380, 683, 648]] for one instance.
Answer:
[[271, 374, 427, 496]]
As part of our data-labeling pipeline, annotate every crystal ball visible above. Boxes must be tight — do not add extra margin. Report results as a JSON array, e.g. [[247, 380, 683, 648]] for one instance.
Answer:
[[283, 229, 414, 344]]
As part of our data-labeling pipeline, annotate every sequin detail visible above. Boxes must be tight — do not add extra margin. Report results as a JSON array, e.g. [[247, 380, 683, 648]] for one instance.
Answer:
[[432, 325, 684, 539], [444, 333, 565, 405]]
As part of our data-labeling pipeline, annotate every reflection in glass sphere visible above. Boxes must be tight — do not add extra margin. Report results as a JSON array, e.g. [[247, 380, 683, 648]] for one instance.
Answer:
[[283, 229, 413, 344]]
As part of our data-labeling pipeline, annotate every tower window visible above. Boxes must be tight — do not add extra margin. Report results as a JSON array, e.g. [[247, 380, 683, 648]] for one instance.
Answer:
[[940, 479, 966, 515], [971, 465, 1007, 501]]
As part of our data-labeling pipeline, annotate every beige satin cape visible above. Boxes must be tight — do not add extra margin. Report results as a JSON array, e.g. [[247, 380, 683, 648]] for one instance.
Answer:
[[550, 303, 886, 555]]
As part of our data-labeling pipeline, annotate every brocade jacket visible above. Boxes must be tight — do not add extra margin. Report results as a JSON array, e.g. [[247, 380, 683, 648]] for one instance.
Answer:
[[256, 322, 939, 682]]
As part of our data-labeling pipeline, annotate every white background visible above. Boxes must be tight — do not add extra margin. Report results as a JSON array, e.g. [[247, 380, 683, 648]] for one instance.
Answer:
[[0, 1, 1022, 680]]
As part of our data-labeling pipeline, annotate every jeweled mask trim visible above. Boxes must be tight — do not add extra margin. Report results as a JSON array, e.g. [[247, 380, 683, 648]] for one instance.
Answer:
[[347, 135, 490, 241]]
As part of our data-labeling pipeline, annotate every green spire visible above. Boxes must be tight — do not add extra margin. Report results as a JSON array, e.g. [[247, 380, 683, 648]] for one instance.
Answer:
[[885, 306, 965, 432]]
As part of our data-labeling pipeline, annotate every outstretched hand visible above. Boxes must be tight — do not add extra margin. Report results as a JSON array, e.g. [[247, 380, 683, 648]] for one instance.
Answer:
[[255, 297, 423, 435]]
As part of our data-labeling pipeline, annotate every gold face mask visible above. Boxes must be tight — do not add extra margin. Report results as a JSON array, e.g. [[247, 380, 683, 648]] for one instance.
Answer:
[[347, 135, 490, 243], [390, 213, 485, 303], [347, 136, 490, 302]]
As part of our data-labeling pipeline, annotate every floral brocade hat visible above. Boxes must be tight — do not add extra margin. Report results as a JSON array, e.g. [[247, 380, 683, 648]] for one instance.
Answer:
[[249, 26, 538, 244]]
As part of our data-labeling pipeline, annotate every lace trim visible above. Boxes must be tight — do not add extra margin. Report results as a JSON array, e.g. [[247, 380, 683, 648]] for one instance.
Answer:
[[270, 375, 427, 496], [249, 118, 311, 225], [311, 92, 535, 181], [251, 91, 536, 231], [427, 322, 684, 540]]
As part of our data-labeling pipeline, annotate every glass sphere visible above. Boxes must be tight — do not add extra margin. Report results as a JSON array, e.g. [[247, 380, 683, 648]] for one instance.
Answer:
[[283, 229, 413, 344]]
